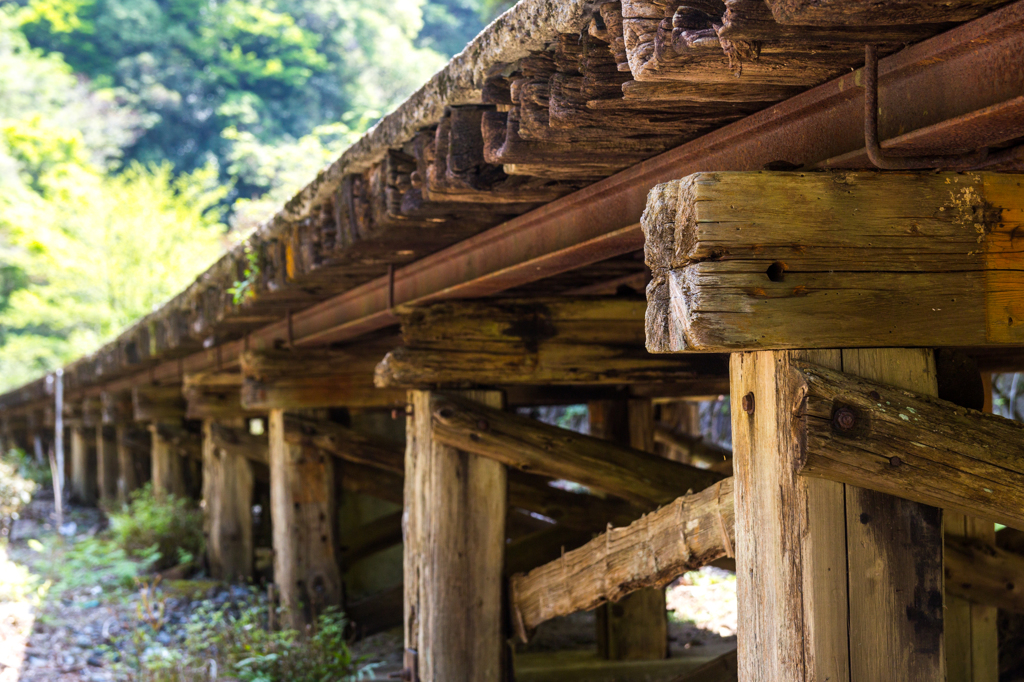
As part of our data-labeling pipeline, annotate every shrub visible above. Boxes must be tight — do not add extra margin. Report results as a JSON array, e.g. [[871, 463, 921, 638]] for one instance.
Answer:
[[0, 450, 36, 541], [109, 485, 204, 570]]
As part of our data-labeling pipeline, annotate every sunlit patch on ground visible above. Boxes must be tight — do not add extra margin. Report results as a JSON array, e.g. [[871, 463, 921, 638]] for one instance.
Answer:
[[666, 566, 737, 640]]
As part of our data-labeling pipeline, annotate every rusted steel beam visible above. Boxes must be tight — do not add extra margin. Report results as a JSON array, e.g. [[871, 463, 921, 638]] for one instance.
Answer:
[[7, 0, 1024, 404]]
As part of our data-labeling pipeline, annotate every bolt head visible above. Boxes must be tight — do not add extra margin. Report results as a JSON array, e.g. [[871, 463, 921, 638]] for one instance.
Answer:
[[741, 392, 755, 415], [477, 418, 490, 431], [889, 456, 902, 468], [833, 406, 856, 431]]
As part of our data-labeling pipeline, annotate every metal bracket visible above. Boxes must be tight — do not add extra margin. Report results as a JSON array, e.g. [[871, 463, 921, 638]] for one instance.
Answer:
[[864, 45, 989, 170]]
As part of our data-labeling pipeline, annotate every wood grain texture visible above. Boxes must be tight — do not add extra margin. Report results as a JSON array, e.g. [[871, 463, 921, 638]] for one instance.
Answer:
[[431, 393, 722, 507], [268, 409, 342, 629], [241, 347, 405, 410], [202, 419, 254, 582], [405, 390, 506, 682], [644, 172, 1024, 352], [795, 361, 1024, 530], [132, 384, 185, 422], [96, 425, 119, 502], [375, 298, 729, 388], [115, 425, 146, 503], [510, 478, 734, 638], [767, 0, 1007, 26], [947, 533, 1024, 614], [148, 423, 189, 499]]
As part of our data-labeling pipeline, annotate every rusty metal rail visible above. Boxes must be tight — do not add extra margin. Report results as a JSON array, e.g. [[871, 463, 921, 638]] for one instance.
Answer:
[[9, 0, 1024, 402]]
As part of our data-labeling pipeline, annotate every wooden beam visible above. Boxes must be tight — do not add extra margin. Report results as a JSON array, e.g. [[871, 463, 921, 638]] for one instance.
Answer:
[[70, 425, 98, 505], [268, 409, 342, 628], [149, 423, 188, 499], [240, 348, 405, 410], [347, 583, 404, 639], [947, 535, 1024, 615], [101, 390, 133, 425], [590, 398, 667, 662], [766, 0, 1006, 26], [643, 172, 1024, 352], [793, 361, 1024, 530], [510, 478, 733, 640], [405, 390, 506, 682], [96, 425, 119, 502], [184, 372, 261, 420], [202, 419, 254, 582], [375, 298, 729, 389], [667, 649, 737, 682], [337, 461, 404, 505], [115, 425, 148, 503], [430, 393, 723, 507], [507, 471, 642, 532], [208, 421, 269, 465], [133, 384, 185, 422], [284, 416, 403, 474], [733, 349, 944, 682], [653, 424, 731, 473]]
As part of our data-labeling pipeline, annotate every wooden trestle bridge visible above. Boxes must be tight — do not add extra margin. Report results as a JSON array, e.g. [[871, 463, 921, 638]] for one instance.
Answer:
[[3, 0, 1024, 679]]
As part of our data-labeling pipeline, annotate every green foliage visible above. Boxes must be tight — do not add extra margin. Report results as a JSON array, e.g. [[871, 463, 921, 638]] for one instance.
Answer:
[[0, 450, 37, 538], [117, 596, 368, 682], [108, 484, 205, 570], [44, 535, 157, 591]]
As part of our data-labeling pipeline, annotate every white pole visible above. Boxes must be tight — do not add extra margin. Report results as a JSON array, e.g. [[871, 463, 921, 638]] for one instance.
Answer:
[[50, 370, 64, 527]]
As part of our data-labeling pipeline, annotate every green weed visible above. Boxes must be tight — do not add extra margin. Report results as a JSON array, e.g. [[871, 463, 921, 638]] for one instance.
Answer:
[[108, 484, 204, 570]]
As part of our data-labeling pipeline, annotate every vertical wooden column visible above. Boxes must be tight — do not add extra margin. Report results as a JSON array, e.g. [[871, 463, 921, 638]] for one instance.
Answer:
[[70, 425, 98, 504], [732, 349, 944, 682], [149, 423, 187, 499], [590, 399, 668, 661], [945, 369, 998, 682], [202, 419, 254, 582], [268, 409, 341, 628], [96, 425, 119, 502], [115, 425, 142, 503], [405, 390, 507, 682]]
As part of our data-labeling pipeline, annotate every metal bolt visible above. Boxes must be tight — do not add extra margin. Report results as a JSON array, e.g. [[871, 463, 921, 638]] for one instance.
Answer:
[[437, 408, 453, 419], [833, 406, 856, 431], [889, 456, 902, 468], [868, 391, 881, 402], [741, 392, 755, 415], [477, 418, 490, 431]]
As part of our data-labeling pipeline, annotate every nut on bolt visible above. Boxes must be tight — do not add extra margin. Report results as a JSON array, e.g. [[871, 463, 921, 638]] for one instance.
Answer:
[[741, 392, 755, 415]]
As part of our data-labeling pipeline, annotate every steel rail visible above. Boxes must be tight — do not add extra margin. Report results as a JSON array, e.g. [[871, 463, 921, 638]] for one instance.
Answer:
[[15, 0, 1024, 401]]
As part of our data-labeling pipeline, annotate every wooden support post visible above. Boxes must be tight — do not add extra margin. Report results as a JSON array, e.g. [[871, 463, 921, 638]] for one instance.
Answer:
[[96, 425, 119, 502], [70, 425, 98, 505], [589, 399, 667, 661], [405, 390, 506, 682], [115, 425, 146, 503], [732, 348, 944, 682], [268, 409, 342, 628], [202, 419, 254, 582], [149, 423, 187, 499]]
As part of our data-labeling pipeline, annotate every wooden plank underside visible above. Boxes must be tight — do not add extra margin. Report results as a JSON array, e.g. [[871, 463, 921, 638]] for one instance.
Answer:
[[643, 172, 1024, 352]]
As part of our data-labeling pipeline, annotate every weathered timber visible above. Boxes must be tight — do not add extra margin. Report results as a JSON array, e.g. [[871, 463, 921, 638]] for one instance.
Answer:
[[667, 649, 738, 682], [240, 347, 405, 410], [96, 425, 119, 501], [184, 372, 261, 420], [202, 419, 254, 582], [268, 409, 342, 628], [507, 471, 643, 532], [430, 393, 722, 507], [149, 423, 188, 499], [947, 534, 1024, 615], [590, 398, 667, 661], [283, 416, 402, 474], [70, 426, 98, 505], [504, 525, 595, 577], [133, 385, 186, 422], [101, 390, 133, 425], [340, 510, 403, 569], [643, 172, 1024, 352], [376, 298, 729, 388], [767, 0, 1008, 26], [337, 461, 404, 505], [208, 422, 269, 465], [733, 349, 943, 682], [510, 478, 734, 639], [653, 424, 731, 472], [405, 390, 506, 682], [115, 425, 148, 502], [794, 361, 1024, 530]]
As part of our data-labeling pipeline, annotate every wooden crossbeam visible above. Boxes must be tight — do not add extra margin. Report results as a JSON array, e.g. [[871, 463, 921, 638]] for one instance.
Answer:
[[509, 478, 735, 639], [793, 361, 1024, 530], [183, 372, 262, 420], [340, 510, 404, 569], [643, 172, 1024, 352], [240, 348, 404, 410], [430, 393, 723, 507], [375, 298, 729, 390], [946, 535, 1024, 615], [101, 390, 133, 425], [284, 416, 403, 474], [133, 384, 185, 422]]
